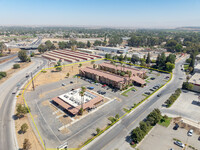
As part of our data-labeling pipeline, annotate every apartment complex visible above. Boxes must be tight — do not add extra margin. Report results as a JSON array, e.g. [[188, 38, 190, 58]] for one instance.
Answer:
[[79, 62, 146, 90]]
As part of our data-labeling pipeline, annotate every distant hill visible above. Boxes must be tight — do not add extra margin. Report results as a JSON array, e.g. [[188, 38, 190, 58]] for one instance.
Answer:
[[176, 27, 200, 31]]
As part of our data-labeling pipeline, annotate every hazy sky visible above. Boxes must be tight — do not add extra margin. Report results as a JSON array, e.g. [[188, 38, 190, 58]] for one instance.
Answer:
[[0, 0, 200, 28]]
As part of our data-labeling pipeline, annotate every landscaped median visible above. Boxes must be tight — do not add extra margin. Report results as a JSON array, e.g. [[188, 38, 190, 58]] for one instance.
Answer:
[[121, 86, 137, 97], [79, 59, 173, 149]]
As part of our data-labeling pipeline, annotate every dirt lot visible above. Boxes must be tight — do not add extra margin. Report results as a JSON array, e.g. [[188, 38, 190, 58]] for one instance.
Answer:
[[15, 94, 43, 150], [26, 61, 93, 91], [0, 61, 32, 84], [137, 121, 200, 150]]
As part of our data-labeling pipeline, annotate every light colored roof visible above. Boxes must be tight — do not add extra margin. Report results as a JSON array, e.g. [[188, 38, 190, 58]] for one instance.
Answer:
[[194, 64, 200, 70], [52, 90, 103, 115], [188, 73, 200, 85]]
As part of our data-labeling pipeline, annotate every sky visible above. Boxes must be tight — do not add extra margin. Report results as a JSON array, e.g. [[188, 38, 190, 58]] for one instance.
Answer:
[[0, 0, 200, 28]]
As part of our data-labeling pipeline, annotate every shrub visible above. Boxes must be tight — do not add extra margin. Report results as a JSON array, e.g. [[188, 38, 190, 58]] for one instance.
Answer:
[[13, 64, 20, 69], [165, 88, 181, 107], [30, 52, 35, 57], [0, 72, 7, 77]]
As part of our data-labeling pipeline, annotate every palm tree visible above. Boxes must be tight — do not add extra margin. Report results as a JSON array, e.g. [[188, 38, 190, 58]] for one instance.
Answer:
[[79, 86, 86, 115]]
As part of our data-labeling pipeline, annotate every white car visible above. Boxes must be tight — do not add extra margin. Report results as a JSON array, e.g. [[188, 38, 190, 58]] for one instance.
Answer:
[[187, 129, 193, 136]]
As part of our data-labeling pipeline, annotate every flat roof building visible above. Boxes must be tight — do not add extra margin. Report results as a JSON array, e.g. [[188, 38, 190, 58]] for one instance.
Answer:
[[52, 88, 103, 115], [95, 46, 128, 54], [188, 73, 200, 92]]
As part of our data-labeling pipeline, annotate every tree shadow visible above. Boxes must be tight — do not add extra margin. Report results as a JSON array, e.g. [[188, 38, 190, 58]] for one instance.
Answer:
[[12, 114, 24, 120], [18, 130, 23, 134], [125, 135, 132, 143]]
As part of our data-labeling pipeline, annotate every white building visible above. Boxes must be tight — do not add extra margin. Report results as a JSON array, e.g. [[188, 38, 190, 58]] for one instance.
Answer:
[[188, 73, 200, 92], [95, 46, 128, 54]]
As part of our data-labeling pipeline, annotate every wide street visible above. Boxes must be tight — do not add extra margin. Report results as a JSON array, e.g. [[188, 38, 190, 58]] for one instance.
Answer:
[[82, 58, 186, 150], [0, 57, 47, 150]]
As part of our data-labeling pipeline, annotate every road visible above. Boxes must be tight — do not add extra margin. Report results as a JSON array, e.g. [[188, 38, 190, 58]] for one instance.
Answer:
[[83, 58, 186, 150], [0, 57, 19, 71], [0, 57, 47, 150], [0, 53, 17, 61]]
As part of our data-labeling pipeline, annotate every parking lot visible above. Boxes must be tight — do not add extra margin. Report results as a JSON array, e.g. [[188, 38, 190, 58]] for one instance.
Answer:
[[138, 123, 200, 150], [162, 90, 200, 122], [24, 65, 170, 148]]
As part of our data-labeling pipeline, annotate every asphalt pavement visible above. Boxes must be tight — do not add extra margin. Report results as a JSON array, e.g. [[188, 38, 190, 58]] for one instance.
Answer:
[[0, 57, 47, 150], [82, 58, 186, 150]]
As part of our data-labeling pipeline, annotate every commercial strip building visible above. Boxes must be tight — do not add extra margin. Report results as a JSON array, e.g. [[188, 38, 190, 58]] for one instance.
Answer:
[[52, 88, 104, 116], [79, 63, 146, 90], [188, 73, 200, 92]]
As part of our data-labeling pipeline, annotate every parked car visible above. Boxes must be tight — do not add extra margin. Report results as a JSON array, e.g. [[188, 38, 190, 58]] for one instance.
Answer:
[[187, 129, 193, 136], [97, 90, 101, 94], [62, 83, 66, 86], [132, 89, 136, 92], [198, 136, 200, 141], [174, 141, 185, 148], [150, 89, 154, 91], [144, 92, 150, 95], [101, 91, 106, 95], [70, 81, 73, 84], [88, 87, 94, 90], [151, 77, 155, 80], [95, 83, 99, 86], [102, 84, 107, 88], [157, 93, 161, 97], [173, 123, 179, 130]]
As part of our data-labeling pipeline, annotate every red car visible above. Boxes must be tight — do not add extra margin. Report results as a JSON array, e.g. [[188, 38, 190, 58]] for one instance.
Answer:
[[102, 84, 107, 88]]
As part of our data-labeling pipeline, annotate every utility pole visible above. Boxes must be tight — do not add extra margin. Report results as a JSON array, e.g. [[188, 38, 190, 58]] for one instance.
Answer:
[[31, 72, 35, 91]]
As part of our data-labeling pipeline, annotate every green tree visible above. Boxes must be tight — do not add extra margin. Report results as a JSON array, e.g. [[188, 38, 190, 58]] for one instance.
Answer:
[[115, 114, 119, 119], [108, 35, 122, 47], [146, 52, 151, 64], [131, 127, 145, 143], [131, 54, 140, 64], [166, 54, 176, 64], [165, 62, 175, 72], [23, 139, 31, 150], [38, 44, 47, 53], [139, 121, 149, 134], [55, 61, 62, 72], [156, 54, 161, 66], [87, 41, 91, 48], [13, 64, 20, 69], [159, 52, 166, 69], [21, 123, 28, 134], [16, 104, 29, 118], [18, 50, 28, 62], [96, 128, 101, 135]]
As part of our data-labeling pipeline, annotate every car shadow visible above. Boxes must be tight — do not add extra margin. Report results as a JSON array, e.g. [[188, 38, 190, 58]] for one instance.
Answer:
[[191, 100, 200, 106]]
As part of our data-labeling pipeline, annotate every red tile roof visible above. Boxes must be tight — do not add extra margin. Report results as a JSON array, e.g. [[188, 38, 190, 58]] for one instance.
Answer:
[[52, 90, 103, 115], [99, 62, 145, 76], [80, 67, 129, 83]]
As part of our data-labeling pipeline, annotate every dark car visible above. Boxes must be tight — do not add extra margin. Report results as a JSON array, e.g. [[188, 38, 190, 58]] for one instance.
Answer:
[[173, 123, 179, 130], [151, 77, 155, 80], [101, 91, 106, 95], [97, 90, 101, 94], [132, 89, 136, 92], [70, 81, 73, 84], [198, 136, 200, 141], [157, 93, 161, 97]]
